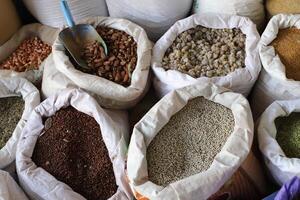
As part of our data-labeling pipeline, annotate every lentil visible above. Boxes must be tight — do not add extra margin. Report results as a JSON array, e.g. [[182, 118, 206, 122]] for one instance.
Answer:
[[71, 26, 137, 87], [0, 37, 52, 72], [271, 28, 300, 81], [275, 112, 300, 158], [32, 107, 117, 200], [0, 96, 24, 149], [162, 26, 246, 78], [147, 97, 235, 186]]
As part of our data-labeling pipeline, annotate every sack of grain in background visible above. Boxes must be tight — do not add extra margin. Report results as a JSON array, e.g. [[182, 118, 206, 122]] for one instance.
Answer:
[[106, 0, 193, 41], [192, 0, 265, 31], [0, 77, 40, 170], [0, 170, 28, 200], [0, 24, 59, 84], [43, 16, 152, 109], [23, 0, 108, 28], [16, 89, 132, 200], [151, 13, 261, 98], [266, 0, 300, 19], [127, 82, 254, 200], [257, 99, 300, 185], [250, 14, 300, 121]]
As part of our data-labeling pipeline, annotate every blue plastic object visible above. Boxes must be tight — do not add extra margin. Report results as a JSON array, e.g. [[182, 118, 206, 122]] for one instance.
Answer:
[[60, 0, 75, 27]]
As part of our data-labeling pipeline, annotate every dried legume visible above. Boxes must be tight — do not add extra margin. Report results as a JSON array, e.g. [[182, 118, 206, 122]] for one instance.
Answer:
[[275, 112, 300, 158], [162, 26, 246, 78], [71, 26, 137, 87], [271, 28, 300, 81], [0, 96, 24, 149], [0, 37, 52, 72], [32, 107, 117, 200], [147, 97, 234, 186]]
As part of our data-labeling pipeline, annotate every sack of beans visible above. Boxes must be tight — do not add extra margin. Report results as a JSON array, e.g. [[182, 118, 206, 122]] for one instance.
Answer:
[[127, 82, 254, 200], [106, 0, 193, 41], [257, 99, 300, 185], [151, 13, 261, 98], [266, 0, 300, 19], [43, 17, 152, 109], [16, 89, 132, 200], [23, 0, 108, 28], [250, 14, 300, 121], [192, 0, 265, 31], [0, 170, 28, 200], [0, 23, 58, 83], [0, 77, 40, 170]]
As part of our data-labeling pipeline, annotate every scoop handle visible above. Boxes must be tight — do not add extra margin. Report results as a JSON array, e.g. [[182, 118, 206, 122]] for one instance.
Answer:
[[60, 0, 75, 27]]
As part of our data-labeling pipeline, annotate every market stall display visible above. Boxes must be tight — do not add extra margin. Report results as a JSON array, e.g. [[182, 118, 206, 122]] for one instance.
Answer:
[[127, 83, 254, 200], [0, 24, 59, 83], [16, 89, 132, 200], [152, 13, 261, 98], [0, 0, 295, 199]]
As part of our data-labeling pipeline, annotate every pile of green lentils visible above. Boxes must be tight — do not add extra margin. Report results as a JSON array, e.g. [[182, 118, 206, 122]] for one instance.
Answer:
[[275, 113, 300, 158], [146, 97, 235, 186], [0, 96, 24, 149]]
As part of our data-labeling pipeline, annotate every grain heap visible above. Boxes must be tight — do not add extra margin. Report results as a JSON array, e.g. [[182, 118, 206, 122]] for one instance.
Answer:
[[147, 97, 235, 186], [0, 37, 51, 72], [275, 112, 300, 158], [271, 28, 300, 81], [32, 107, 117, 200], [0, 96, 24, 149], [162, 26, 246, 78], [72, 26, 137, 87]]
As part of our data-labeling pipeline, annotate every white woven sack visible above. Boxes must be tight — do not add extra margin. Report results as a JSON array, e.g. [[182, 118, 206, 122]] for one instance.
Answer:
[[23, 0, 108, 28], [42, 16, 152, 109], [250, 14, 300, 121], [0, 77, 40, 169], [152, 13, 261, 98], [0, 24, 59, 83], [192, 0, 265, 31], [0, 170, 28, 200], [106, 0, 193, 41], [16, 89, 132, 200], [127, 83, 254, 200], [257, 99, 300, 185]]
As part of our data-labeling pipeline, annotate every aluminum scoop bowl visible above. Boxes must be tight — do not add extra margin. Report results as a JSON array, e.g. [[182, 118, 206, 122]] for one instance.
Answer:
[[59, 0, 108, 71]]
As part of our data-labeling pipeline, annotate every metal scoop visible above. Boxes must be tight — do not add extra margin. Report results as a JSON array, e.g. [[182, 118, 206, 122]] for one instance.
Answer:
[[59, 0, 108, 71]]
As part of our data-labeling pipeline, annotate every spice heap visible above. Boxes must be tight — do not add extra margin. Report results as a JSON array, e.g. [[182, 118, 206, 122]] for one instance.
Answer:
[[275, 112, 300, 158], [271, 28, 300, 81], [74, 26, 137, 87], [147, 97, 234, 186], [0, 97, 24, 149], [32, 107, 117, 200], [162, 26, 246, 78], [0, 37, 52, 72]]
